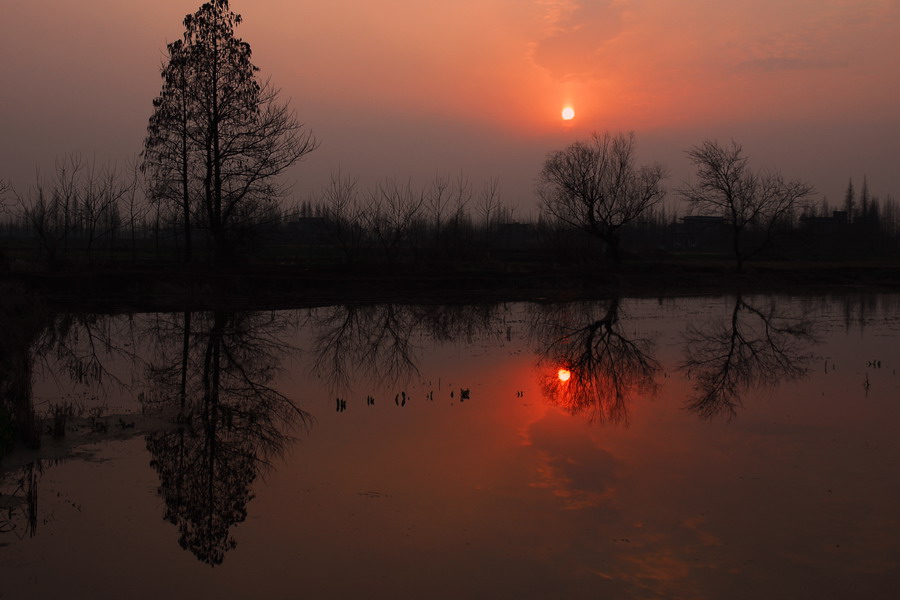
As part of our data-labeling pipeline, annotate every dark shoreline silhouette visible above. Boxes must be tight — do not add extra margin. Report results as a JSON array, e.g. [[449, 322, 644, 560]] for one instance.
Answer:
[[3, 258, 900, 313]]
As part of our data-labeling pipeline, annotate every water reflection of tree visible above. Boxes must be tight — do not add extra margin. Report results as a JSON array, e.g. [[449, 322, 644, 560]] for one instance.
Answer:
[[416, 303, 504, 346], [144, 311, 308, 566], [308, 304, 419, 390], [0, 290, 46, 452], [308, 303, 503, 392], [680, 296, 816, 419], [0, 461, 42, 538], [3, 291, 137, 452], [34, 312, 139, 389], [533, 298, 659, 424], [2, 295, 143, 540]]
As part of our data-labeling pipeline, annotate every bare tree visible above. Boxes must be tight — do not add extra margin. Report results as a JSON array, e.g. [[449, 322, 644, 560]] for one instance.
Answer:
[[143, 37, 195, 262], [18, 156, 82, 265], [363, 178, 425, 265], [320, 170, 366, 264], [475, 177, 511, 252], [121, 158, 148, 262], [416, 171, 475, 261], [0, 179, 10, 212], [0, 179, 10, 269], [76, 161, 130, 263], [476, 177, 504, 228], [538, 131, 666, 262], [144, 0, 318, 266], [679, 140, 814, 272]]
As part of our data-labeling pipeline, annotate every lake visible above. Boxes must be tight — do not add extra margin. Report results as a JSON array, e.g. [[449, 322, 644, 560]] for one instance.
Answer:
[[2, 294, 899, 599]]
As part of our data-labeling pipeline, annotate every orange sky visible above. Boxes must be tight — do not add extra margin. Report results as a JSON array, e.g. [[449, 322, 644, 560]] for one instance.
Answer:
[[2, 0, 899, 211]]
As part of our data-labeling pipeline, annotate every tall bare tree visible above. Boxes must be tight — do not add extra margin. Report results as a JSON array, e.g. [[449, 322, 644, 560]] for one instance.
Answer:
[[679, 140, 813, 272], [143, 0, 318, 266], [362, 178, 425, 265], [0, 179, 10, 269], [0, 179, 10, 211], [144, 38, 195, 262], [320, 170, 366, 265], [538, 131, 666, 262]]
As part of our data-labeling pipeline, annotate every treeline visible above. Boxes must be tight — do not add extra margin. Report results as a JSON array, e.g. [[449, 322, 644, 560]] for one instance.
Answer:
[[1, 156, 899, 272], [0, 160, 525, 269], [801, 176, 900, 253]]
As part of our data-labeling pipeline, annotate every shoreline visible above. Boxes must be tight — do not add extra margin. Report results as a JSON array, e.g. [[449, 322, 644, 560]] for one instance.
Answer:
[[3, 258, 900, 312]]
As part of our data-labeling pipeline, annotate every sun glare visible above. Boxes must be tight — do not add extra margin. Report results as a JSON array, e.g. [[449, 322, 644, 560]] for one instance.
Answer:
[[557, 368, 572, 382], [561, 107, 575, 121]]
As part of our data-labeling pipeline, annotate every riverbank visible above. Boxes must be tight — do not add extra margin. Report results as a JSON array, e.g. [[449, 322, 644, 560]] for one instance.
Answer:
[[3, 257, 900, 312]]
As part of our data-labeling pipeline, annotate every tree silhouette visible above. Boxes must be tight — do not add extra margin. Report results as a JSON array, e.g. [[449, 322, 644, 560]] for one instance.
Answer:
[[0, 179, 9, 269], [679, 140, 813, 272], [0, 178, 10, 210], [680, 296, 816, 419], [143, 0, 318, 265], [307, 303, 504, 395], [533, 299, 659, 424], [0, 291, 47, 452], [0, 461, 42, 539], [308, 304, 422, 392], [144, 38, 195, 262], [844, 178, 855, 222], [144, 310, 309, 565], [538, 131, 666, 262]]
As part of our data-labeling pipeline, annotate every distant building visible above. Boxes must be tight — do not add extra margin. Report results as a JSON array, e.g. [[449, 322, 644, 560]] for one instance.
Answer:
[[800, 210, 848, 235]]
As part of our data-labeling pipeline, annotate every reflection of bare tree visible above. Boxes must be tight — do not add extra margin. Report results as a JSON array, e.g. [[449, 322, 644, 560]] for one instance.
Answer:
[[308, 304, 421, 391], [2, 295, 143, 540], [307, 303, 504, 393], [1, 290, 46, 452], [144, 311, 308, 566], [34, 312, 140, 391], [680, 296, 816, 419], [533, 298, 659, 424], [0, 461, 41, 539], [0, 337, 40, 537], [416, 303, 504, 346], [0, 292, 131, 451]]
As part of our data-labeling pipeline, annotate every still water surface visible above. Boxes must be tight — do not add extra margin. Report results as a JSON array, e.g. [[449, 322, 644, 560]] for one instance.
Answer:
[[2, 294, 899, 599]]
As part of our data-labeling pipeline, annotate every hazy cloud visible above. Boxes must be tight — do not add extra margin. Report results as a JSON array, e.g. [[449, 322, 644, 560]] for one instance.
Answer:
[[729, 1, 899, 74], [736, 56, 846, 72], [530, 0, 630, 80]]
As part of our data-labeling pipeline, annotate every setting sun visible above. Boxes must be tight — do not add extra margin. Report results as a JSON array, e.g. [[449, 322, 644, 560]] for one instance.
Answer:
[[557, 368, 572, 382], [561, 106, 575, 121]]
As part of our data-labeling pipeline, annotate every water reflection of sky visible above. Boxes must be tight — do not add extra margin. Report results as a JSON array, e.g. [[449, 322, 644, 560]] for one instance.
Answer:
[[3, 295, 900, 599]]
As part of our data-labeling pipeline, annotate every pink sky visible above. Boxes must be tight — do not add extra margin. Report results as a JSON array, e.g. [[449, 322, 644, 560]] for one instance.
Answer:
[[2, 0, 899, 213]]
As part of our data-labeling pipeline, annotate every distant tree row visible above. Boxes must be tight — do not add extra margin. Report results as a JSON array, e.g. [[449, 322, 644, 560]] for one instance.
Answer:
[[2, 135, 898, 273]]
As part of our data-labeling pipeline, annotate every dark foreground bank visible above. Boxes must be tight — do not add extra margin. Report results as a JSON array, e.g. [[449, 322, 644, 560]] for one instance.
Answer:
[[3, 257, 900, 311]]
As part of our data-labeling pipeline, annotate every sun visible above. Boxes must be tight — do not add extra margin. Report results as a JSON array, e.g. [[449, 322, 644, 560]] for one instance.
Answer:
[[561, 106, 575, 121], [557, 368, 572, 382]]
